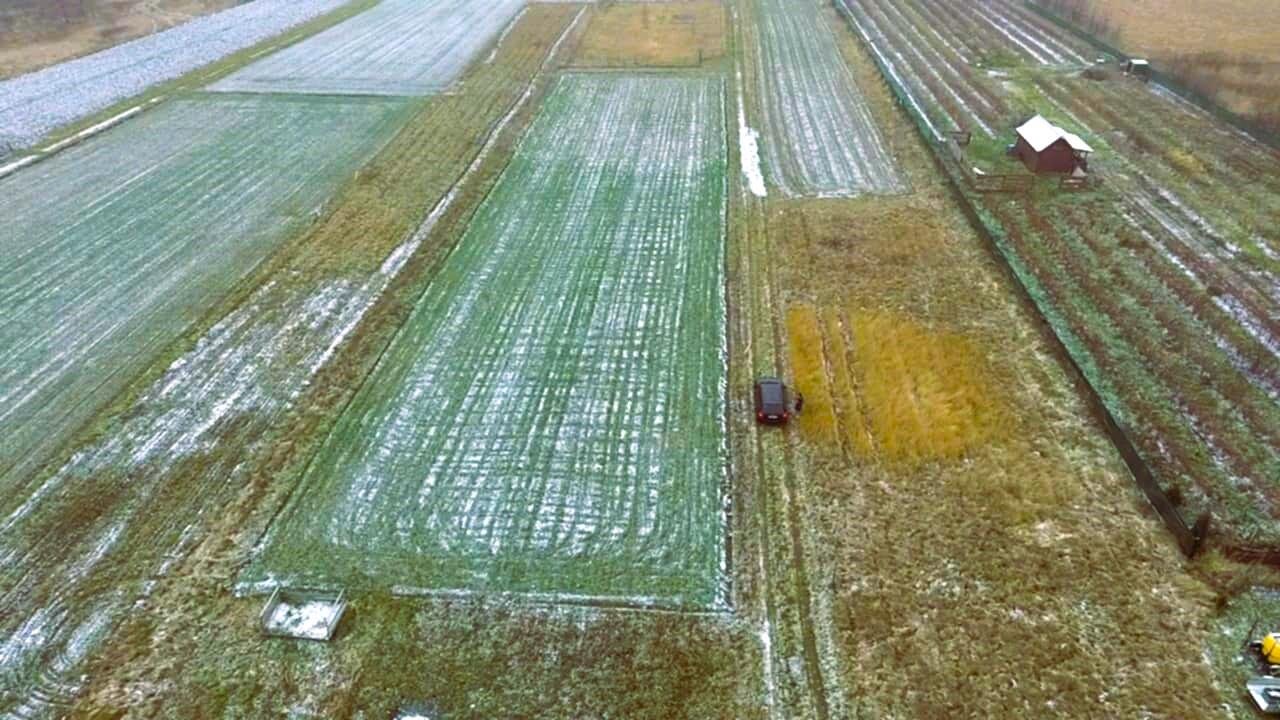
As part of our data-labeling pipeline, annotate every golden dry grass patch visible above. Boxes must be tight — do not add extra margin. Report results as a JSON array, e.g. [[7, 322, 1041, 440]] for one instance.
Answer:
[[1085, 0, 1280, 62], [573, 0, 725, 68], [821, 307, 875, 458], [785, 303, 839, 445], [1048, 0, 1280, 124], [846, 310, 1011, 465]]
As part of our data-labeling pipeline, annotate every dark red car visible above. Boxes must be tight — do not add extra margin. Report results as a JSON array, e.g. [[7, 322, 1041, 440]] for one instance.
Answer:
[[753, 377, 790, 425]]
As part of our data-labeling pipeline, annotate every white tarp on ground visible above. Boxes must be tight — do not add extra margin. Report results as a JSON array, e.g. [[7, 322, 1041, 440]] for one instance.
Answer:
[[0, 0, 347, 153]]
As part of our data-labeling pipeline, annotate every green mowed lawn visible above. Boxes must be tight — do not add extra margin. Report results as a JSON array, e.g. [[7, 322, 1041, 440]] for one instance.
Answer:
[[0, 93, 406, 500], [244, 74, 729, 609]]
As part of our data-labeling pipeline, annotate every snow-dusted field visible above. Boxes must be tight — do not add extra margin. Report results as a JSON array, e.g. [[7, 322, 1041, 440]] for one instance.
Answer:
[[0, 0, 348, 154], [751, 0, 904, 196], [210, 0, 525, 96], [245, 74, 730, 609], [0, 94, 404, 495]]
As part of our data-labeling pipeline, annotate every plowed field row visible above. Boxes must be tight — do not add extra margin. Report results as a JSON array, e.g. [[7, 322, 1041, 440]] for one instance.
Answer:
[[749, 0, 902, 197], [246, 74, 729, 610], [211, 0, 525, 96]]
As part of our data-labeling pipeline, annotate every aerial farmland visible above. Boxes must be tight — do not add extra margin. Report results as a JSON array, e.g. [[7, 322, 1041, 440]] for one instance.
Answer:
[[0, 0, 1276, 718]]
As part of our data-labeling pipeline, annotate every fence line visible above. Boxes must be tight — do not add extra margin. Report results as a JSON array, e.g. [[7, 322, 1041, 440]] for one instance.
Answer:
[[832, 0, 1209, 558]]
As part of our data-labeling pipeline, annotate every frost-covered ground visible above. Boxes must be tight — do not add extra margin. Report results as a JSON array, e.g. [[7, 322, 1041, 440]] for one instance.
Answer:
[[245, 74, 730, 609], [0, 238, 420, 718], [0, 94, 405, 497], [751, 0, 904, 196], [0, 0, 347, 153], [210, 0, 525, 96]]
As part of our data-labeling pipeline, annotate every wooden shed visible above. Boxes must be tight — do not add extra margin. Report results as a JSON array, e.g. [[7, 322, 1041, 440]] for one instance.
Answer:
[[1013, 115, 1093, 174], [1124, 58, 1151, 81]]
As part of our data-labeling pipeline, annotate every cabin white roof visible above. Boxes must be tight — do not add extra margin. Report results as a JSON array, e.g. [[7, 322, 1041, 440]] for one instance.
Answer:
[[1129, 58, 1150, 66], [1016, 115, 1094, 154]]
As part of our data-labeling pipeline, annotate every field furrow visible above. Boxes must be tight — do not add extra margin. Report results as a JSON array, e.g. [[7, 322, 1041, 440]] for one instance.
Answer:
[[751, 0, 902, 196], [210, 0, 525, 96], [0, 94, 405, 498], [244, 74, 729, 609]]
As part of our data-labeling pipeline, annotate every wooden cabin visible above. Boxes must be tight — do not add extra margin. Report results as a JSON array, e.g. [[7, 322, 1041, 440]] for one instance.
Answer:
[[1013, 115, 1094, 175]]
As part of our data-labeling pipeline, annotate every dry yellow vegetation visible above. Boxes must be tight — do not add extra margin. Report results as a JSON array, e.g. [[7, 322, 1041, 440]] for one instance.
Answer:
[[785, 304, 838, 445], [846, 310, 1009, 464], [1041, 0, 1280, 127], [574, 0, 725, 68], [1084, 0, 1280, 61], [1165, 147, 1206, 177], [820, 307, 875, 457], [789, 303, 1007, 464]]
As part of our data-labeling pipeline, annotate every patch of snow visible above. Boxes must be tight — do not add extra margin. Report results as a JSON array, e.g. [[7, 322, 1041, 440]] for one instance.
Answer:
[[737, 84, 768, 198]]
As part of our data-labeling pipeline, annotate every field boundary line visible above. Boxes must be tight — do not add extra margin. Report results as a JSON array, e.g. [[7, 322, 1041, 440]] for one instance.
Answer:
[[727, 7, 783, 717], [0, 98, 162, 180], [242, 582, 733, 615], [238, 5, 589, 592], [717, 78, 736, 614], [4, 0, 381, 168], [834, 0, 1210, 559]]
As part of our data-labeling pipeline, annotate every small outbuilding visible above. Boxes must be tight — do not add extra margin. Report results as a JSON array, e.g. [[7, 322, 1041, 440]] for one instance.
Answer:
[[1013, 115, 1094, 175], [1124, 58, 1151, 81]]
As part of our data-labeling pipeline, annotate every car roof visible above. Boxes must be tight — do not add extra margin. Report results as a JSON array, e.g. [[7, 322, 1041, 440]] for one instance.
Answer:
[[759, 379, 785, 404]]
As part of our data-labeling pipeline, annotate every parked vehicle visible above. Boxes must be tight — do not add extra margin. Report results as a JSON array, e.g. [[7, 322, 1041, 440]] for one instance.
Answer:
[[753, 377, 790, 425]]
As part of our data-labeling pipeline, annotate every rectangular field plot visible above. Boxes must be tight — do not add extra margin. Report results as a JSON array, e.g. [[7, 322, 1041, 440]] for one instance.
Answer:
[[245, 74, 729, 609], [210, 0, 525, 96], [751, 0, 904, 196], [0, 93, 405, 494]]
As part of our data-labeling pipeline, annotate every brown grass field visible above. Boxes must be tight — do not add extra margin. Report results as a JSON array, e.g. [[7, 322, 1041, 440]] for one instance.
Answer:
[[574, 0, 724, 68], [0, 0, 239, 78], [1039, 0, 1280, 129]]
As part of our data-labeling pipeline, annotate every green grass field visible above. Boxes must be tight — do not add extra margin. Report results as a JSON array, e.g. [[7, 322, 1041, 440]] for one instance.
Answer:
[[243, 73, 730, 609], [0, 92, 406, 500]]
